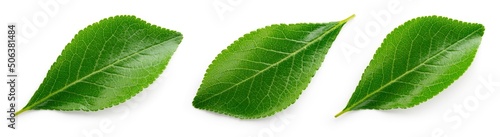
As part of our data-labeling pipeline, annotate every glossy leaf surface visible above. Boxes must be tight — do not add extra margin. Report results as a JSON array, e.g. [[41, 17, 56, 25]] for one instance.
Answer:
[[336, 16, 484, 117], [17, 15, 183, 115], [193, 15, 354, 119]]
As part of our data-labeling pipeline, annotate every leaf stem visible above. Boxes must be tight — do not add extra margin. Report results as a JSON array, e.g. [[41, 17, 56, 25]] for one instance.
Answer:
[[335, 109, 349, 118], [332, 14, 355, 119], [15, 108, 28, 116]]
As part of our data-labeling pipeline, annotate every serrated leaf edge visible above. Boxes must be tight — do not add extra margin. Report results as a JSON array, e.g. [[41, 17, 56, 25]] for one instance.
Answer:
[[193, 15, 355, 119], [16, 15, 183, 115], [335, 15, 485, 117]]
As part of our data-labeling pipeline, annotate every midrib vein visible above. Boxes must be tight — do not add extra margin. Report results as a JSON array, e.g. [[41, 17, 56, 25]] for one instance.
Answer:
[[196, 16, 353, 104], [341, 28, 482, 112], [21, 36, 180, 112]]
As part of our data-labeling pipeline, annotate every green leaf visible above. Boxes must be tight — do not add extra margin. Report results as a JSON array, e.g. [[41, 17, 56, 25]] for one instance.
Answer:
[[193, 15, 355, 119], [336, 16, 485, 117], [16, 15, 183, 115]]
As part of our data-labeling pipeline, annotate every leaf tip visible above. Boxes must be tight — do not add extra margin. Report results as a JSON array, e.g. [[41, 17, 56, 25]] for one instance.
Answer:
[[345, 14, 356, 21], [336, 14, 355, 25]]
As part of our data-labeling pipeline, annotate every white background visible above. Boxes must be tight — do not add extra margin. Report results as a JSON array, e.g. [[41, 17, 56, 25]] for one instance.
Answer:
[[1, 0, 499, 137]]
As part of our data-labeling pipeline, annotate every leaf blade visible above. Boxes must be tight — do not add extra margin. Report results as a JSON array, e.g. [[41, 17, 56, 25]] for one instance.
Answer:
[[17, 15, 183, 115], [336, 16, 484, 117], [193, 15, 354, 119]]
